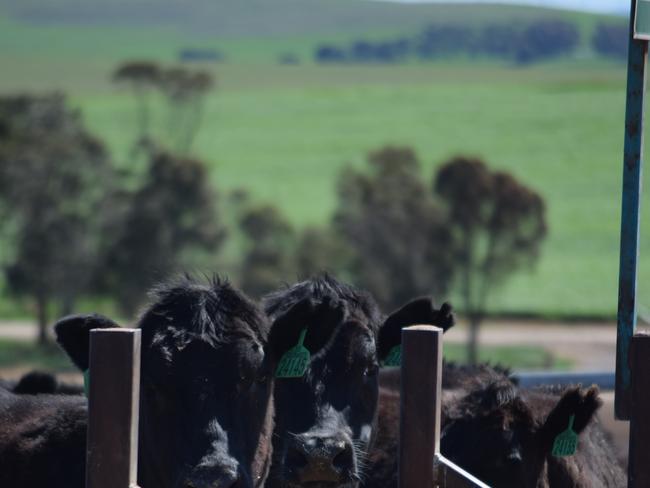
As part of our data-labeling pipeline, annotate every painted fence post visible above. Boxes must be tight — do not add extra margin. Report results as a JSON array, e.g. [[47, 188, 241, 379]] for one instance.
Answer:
[[399, 325, 442, 488], [86, 329, 141, 488], [616, 0, 649, 420]]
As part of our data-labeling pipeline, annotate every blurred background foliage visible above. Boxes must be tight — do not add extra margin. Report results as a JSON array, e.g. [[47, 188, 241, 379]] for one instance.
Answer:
[[0, 0, 644, 369]]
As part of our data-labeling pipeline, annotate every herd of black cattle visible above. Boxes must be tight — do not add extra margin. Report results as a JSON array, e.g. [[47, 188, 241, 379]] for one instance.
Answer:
[[0, 274, 626, 487]]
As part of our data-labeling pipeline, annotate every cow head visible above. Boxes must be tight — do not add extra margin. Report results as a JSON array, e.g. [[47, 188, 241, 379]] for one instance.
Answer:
[[441, 380, 602, 487], [264, 274, 455, 488], [55, 277, 283, 488]]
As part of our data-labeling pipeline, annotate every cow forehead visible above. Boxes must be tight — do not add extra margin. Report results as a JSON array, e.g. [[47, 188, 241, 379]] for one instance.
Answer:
[[474, 406, 535, 436], [168, 335, 264, 372], [320, 321, 376, 362], [345, 306, 378, 329], [336, 320, 375, 344]]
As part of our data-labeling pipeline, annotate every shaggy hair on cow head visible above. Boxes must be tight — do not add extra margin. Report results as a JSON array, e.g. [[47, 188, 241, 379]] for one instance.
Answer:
[[265, 273, 381, 328], [447, 378, 534, 427], [141, 275, 270, 361]]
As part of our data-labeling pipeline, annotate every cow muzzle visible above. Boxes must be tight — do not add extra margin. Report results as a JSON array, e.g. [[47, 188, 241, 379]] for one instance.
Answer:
[[284, 432, 356, 485]]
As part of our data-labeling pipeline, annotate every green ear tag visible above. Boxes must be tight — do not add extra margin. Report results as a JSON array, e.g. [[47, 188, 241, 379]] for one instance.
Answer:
[[552, 415, 578, 457], [276, 329, 310, 378], [83, 370, 90, 398], [383, 345, 401, 367]]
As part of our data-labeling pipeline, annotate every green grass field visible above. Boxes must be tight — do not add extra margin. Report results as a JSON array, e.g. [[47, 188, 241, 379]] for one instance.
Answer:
[[0, 339, 76, 372], [0, 3, 645, 320], [72, 62, 648, 319], [443, 343, 573, 370]]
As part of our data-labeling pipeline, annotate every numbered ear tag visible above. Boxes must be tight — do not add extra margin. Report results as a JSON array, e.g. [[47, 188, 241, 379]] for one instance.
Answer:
[[383, 345, 401, 367], [552, 415, 578, 457], [276, 329, 310, 378], [83, 370, 90, 398]]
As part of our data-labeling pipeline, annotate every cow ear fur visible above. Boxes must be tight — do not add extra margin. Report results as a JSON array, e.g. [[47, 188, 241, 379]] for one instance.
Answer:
[[377, 298, 455, 362], [266, 296, 346, 364], [55, 314, 121, 371], [538, 386, 602, 452]]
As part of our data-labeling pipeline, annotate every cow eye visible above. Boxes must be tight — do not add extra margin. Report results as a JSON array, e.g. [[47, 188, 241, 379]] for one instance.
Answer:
[[235, 378, 251, 395], [363, 363, 379, 377]]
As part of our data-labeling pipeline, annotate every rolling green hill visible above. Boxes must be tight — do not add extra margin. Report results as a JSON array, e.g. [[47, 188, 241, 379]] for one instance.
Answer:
[[0, 1, 625, 69], [0, 1, 616, 38]]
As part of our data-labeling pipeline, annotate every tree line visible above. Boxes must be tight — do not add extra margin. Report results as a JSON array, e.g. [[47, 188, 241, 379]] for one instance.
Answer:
[[314, 20, 628, 65]]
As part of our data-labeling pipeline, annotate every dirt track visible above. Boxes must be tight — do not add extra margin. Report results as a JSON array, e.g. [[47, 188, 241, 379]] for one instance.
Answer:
[[445, 319, 623, 370]]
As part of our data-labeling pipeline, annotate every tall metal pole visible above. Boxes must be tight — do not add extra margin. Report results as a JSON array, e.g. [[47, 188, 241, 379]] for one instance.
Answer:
[[616, 0, 648, 420]]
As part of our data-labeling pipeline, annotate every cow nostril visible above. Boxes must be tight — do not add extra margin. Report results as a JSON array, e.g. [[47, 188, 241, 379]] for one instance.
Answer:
[[286, 445, 309, 470], [506, 456, 523, 467], [332, 445, 353, 471]]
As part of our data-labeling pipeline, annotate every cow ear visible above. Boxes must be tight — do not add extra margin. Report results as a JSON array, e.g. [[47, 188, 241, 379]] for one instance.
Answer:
[[266, 297, 345, 363], [55, 314, 121, 371], [377, 298, 455, 362], [538, 386, 602, 452]]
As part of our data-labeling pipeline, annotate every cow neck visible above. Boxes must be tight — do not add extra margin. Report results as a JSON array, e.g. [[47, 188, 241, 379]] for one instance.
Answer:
[[137, 395, 176, 488], [253, 397, 274, 488]]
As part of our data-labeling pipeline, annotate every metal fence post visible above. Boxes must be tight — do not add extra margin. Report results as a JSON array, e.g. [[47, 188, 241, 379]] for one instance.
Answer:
[[616, 0, 648, 420], [628, 333, 650, 487], [86, 329, 141, 488]]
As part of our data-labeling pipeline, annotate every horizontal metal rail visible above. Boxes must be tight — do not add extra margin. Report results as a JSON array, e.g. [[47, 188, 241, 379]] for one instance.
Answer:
[[513, 371, 615, 390], [435, 455, 490, 488]]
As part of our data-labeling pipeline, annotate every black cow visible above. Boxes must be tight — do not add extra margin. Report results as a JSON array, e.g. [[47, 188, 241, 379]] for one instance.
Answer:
[[0, 370, 85, 395], [263, 274, 454, 488], [364, 372, 626, 487], [378, 360, 515, 391], [0, 277, 297, 488]]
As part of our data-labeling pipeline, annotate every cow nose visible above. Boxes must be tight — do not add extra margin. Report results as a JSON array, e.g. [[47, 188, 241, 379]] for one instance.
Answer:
[[285, 433, 355, 483]]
